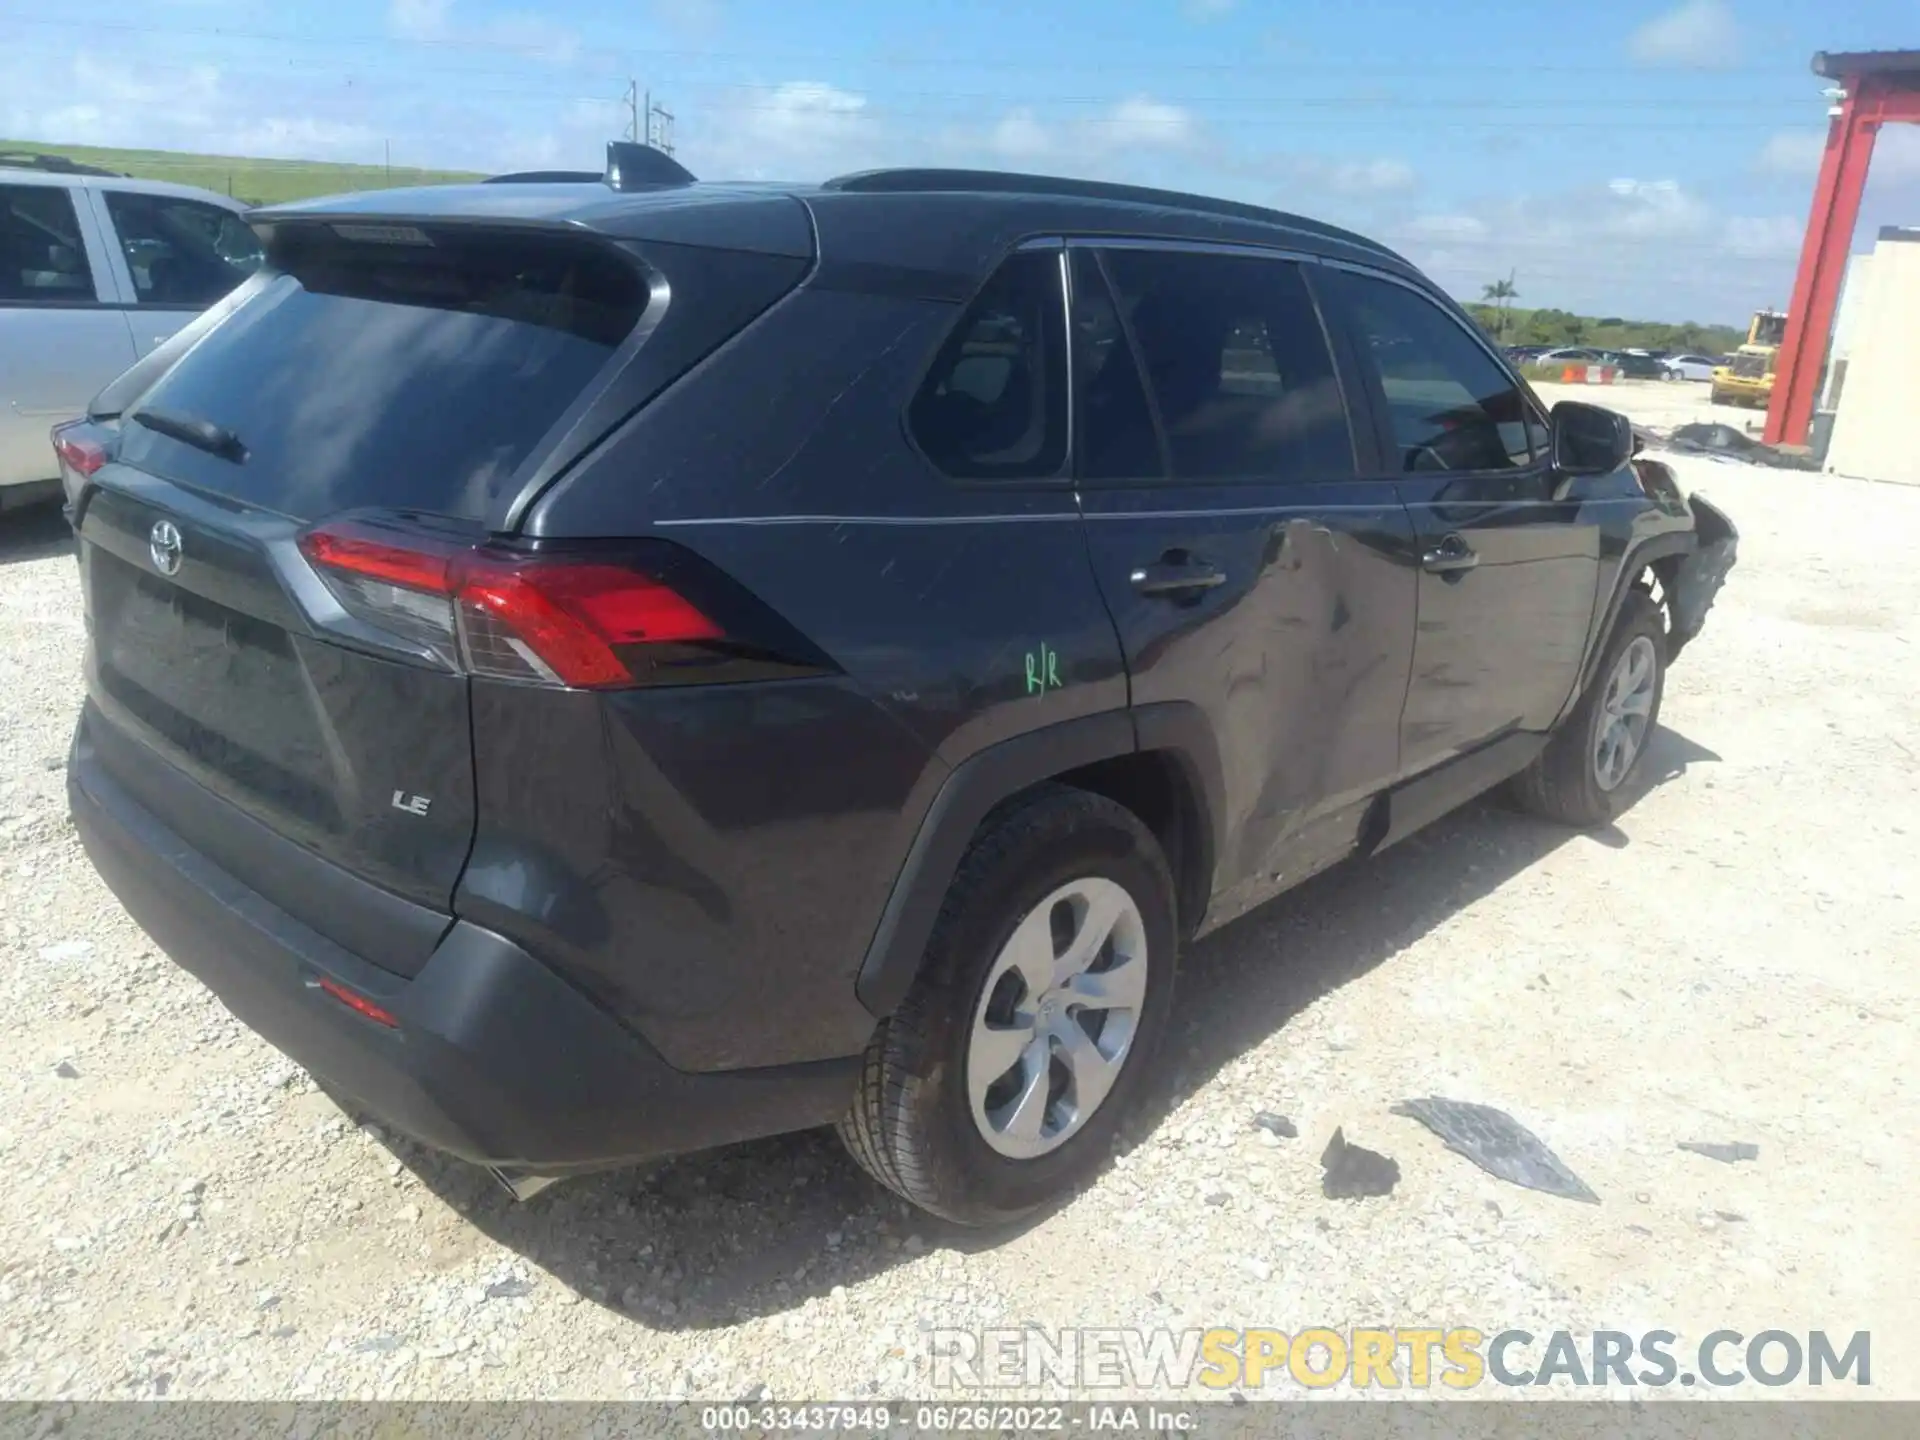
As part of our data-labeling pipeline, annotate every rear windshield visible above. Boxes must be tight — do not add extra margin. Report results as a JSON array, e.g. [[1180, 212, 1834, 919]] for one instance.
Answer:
[[119, 227, 647, 521]]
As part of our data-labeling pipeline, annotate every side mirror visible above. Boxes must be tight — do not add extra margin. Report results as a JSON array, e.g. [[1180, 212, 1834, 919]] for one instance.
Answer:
[[1550, 400, 1633, 477]]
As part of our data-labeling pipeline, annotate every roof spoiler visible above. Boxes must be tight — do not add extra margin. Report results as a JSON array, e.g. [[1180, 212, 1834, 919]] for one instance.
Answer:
[[605, 141, 696, 191]]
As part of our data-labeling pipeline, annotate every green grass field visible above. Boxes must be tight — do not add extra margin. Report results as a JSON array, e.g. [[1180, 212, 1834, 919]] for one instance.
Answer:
[[0, 140, 483, 207]]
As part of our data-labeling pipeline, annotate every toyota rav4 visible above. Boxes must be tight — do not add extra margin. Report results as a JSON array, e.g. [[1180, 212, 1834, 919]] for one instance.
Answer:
[[64, 147, 1736, 1225]]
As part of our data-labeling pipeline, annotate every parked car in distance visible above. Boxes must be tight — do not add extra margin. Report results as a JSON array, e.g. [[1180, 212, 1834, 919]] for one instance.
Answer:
[[1663, 353, 1718, 382], [1, 153, 263, 509], [1532, 346, 1607, 367], [1609, 351, 1668, 380], [63, 148, 1738, 1225]]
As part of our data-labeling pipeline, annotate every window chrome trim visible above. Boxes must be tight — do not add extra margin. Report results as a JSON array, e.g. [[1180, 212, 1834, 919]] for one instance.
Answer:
[[1056, 244, 1076, 480], [1066, 234, 1325, 266]]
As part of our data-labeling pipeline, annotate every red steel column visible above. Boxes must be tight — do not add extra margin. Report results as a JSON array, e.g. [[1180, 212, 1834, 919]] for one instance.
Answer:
[[1765, 78, 1878, 446]]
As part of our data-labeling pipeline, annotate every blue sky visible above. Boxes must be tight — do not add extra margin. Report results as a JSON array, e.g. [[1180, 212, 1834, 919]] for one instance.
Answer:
[[5, 0, 1917, 323]]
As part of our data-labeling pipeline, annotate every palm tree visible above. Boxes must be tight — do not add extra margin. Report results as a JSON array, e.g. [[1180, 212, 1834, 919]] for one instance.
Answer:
[[1481, 275, 1519, 342]]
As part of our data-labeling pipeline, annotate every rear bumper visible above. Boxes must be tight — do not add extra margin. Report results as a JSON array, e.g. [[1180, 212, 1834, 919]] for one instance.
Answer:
[[68, 715, 859, 1174]]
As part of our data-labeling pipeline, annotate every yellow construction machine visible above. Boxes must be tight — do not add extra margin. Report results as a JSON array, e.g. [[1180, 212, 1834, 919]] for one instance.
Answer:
[[1711, 309, 1788, 408]]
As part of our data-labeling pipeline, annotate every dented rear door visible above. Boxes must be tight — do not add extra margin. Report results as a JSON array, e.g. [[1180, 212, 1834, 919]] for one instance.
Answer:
[[1068, 243, 1417, 904]]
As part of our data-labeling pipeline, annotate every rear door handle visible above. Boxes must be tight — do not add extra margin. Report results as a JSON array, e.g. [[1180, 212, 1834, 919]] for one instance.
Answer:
[[1130, 559, 1227, 597], [1421, 534, 1479, 575]]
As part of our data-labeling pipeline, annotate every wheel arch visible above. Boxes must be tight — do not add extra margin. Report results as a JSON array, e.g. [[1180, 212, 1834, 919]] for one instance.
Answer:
[[1556, 533, 1692, 729], [854, 705, 1222, 1019]]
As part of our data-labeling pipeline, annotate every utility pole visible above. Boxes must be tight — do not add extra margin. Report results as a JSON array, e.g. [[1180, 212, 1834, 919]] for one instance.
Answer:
[[384, 139, 391, 183], [620, 80, 674, 154]]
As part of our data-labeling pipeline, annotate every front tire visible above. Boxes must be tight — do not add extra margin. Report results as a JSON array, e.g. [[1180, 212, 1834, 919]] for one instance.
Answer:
[[1510, 590, 1666, 827], [837, 787, 1177, 1226]]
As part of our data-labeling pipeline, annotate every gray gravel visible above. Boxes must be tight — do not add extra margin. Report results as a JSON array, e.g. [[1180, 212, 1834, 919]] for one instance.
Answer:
[[1, 439, 1916, 1401]]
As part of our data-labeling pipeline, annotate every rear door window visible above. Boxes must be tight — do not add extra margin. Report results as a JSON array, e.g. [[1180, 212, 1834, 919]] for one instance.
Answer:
[[0, 184, 98, 303], [1090, 248, 1355, 482], [101, 190, 263, 307], [1328, 270, 1536, 472], [119, 227, 647, 521], [908, 248, 1068, 481]]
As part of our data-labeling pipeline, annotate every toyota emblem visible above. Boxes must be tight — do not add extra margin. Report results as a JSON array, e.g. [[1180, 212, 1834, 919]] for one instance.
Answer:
[[148, 519, 183, 577]]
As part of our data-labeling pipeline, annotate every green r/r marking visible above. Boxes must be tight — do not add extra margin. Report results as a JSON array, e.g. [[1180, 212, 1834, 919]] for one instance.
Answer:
[[1026, 642, 1063, 696]]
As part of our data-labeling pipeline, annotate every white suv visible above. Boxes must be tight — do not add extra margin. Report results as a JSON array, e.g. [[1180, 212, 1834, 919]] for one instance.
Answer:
[[1, 155, 262, 508]]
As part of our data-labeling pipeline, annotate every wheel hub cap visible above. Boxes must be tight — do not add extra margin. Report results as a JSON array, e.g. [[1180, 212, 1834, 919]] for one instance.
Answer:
[[965, 877, 1148, 1160], [1594, 634, 1657, 792]]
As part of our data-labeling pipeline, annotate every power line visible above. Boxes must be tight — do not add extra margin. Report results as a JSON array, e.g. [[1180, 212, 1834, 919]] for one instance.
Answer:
[[0, 11, 1834, 81]]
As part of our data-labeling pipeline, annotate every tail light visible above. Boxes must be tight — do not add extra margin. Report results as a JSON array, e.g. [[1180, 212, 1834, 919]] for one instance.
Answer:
[[299, 518, 824, 690], [52, 419, 111, 505], [312, 975, 400, 1028]]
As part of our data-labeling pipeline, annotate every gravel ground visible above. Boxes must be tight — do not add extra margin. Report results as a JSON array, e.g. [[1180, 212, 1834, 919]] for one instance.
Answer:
[[2, 398, 1916, 1401]]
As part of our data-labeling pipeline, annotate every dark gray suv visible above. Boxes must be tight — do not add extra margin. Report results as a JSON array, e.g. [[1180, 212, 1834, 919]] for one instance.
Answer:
[[63, 147, 1736, 1225]]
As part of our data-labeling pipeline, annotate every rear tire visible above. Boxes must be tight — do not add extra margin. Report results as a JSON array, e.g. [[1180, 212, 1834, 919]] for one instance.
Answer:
[[1510, 591, 1666, 828], [837, 787, 1177, 1226]]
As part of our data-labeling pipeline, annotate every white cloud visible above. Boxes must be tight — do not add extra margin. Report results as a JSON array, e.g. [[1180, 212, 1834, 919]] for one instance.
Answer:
[[477, 15, 580, 61], [1629, 0, 1741, 69], [388, 0, 452, 40], [652, 0, 722, 35], [1232, 150, 1420, 208], [1878, 127, 1920, 180], [1325, 157, 1417, 195], [385, 0, 576, 60], [3, 45, 394, 168], [679, 81, 878, 181], [1381, 176, 1794, 322], [972, 96, 1199, 168], [988, 108, 1053, 163], [1758, 125, 1920, 182], [1757, 130, 1824, 177], [221, 117, 382, 161], [11, 54, 224, 149], [1092, 96, 1197, 150], [1722, 215, 1805, 259], [1407, 213, 1490, 241]]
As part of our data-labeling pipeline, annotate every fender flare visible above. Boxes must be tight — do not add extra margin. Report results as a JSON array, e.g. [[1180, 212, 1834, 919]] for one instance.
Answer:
[[1556, 531, 1694, 727], [854, 705, 1224, 1018]]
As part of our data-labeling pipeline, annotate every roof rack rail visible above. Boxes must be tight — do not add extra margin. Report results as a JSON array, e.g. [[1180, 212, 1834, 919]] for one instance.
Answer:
[[820, 167, 1398, 259], [0, 151, 124, 178], [484, 169, 604, 184]]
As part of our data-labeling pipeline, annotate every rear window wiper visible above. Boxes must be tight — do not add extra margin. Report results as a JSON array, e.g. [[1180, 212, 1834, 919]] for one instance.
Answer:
[[129, 407, 248, 463]]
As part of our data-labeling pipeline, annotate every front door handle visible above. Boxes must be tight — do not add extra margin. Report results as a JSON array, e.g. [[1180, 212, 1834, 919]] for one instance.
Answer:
[[1421, 534, 1479, 575], [1130, 557, 1227, 597]]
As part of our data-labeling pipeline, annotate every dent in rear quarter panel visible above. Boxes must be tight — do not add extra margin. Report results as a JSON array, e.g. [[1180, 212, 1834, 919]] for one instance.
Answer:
[[514, 285, 1130, 1068]]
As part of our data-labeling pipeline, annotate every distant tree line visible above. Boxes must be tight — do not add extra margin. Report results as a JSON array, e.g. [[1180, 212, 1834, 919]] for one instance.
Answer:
[[1462, 301, 1745, 356]]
